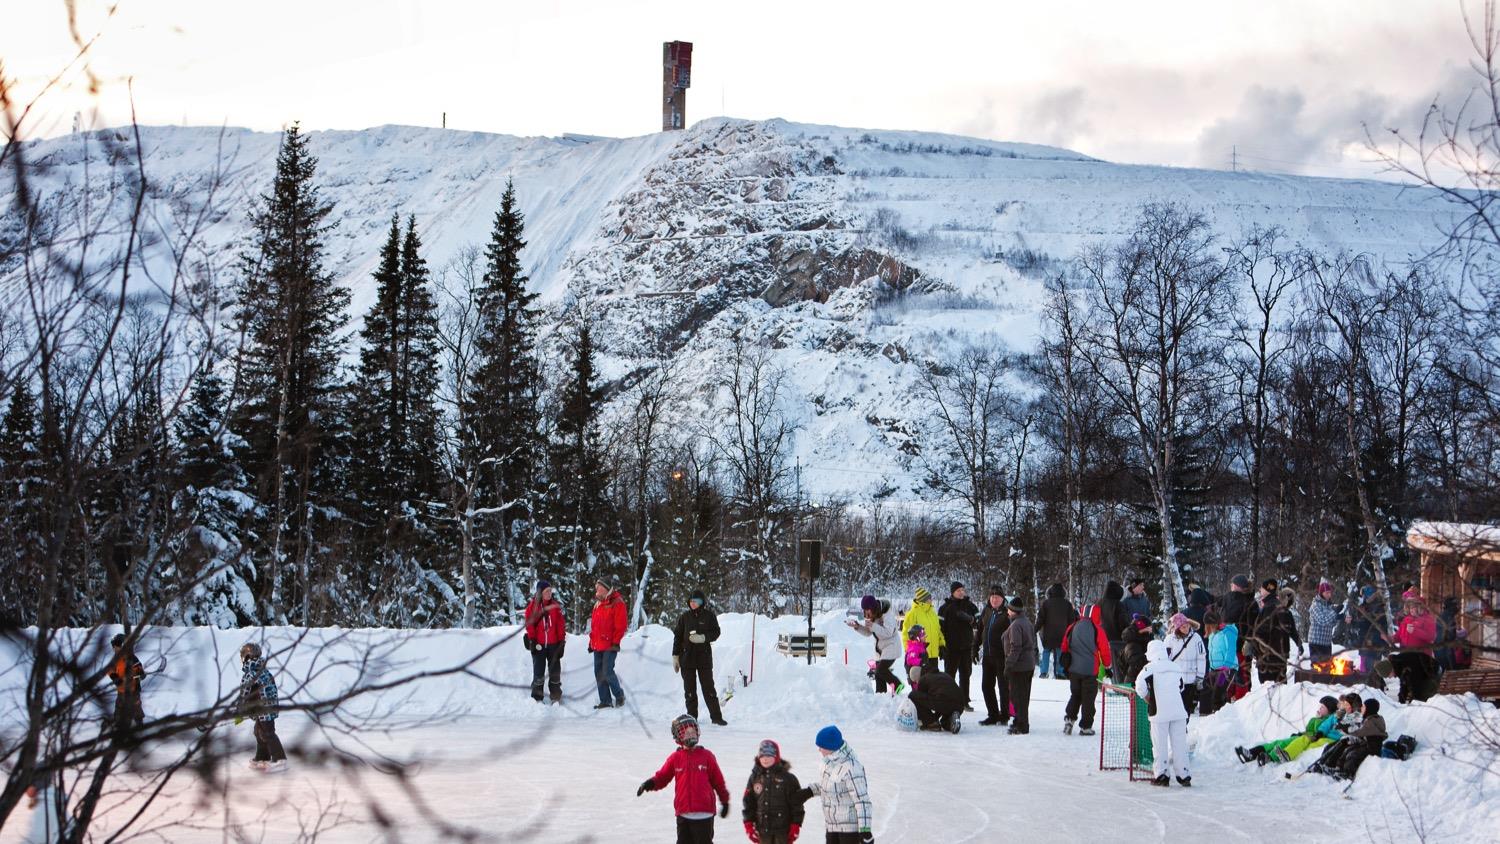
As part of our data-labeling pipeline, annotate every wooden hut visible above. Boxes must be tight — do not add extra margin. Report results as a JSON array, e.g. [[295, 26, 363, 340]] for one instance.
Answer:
[[1407, 521, 1500, 701]]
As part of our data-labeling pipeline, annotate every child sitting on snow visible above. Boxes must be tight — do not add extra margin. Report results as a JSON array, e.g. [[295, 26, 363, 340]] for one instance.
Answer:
[[637, 715, 731, 841], [742, 739, 804, 844], [904, 625, 929, 685], [1236, 695, 1341, 765]]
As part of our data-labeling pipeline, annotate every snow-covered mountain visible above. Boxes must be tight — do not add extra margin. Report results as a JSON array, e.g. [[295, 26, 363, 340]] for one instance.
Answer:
[[3, 118, 1459, 500]]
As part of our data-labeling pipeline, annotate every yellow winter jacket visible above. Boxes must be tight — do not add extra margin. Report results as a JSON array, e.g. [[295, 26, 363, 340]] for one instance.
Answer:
[[902, 599, 945, 657]]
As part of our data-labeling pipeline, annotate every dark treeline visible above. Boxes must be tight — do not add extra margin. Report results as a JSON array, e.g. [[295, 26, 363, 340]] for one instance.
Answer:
[[4, 113, 1500, 633]]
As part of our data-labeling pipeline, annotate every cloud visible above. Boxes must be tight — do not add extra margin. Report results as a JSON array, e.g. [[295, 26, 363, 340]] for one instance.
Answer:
[[1019, 87, 1091, 149]]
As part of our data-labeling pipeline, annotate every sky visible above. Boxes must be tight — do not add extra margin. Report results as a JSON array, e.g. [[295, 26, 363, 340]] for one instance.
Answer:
[[1, 0, 1483, 180]]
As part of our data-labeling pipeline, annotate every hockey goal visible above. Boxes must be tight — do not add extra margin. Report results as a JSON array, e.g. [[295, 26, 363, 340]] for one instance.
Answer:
[[1098, 681, 1153, 781]]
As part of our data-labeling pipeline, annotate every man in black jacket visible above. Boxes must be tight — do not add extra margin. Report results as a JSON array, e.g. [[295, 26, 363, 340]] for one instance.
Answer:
[[1035, 583, 1074, 680], [973, 586, 1011, 726], [673, 590, 727, 725], [1098, 580, 1130, 683], [908, 669, 966, 733], [938, 582, 979, 710]]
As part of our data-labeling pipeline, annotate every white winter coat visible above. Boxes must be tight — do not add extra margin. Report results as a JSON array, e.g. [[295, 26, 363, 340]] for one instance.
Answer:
[[1135, 640, 1189, 723], [852, 613, 902, 662], [1164, 630, 1206, 684], [807, 744, 872, 833]]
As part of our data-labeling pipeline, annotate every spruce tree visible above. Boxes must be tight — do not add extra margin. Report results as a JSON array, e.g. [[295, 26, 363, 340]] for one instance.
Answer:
[[173, 366, 257, 625], [462, 180, 543, 620], [548, 319, 612, 614], [230, 123, 350, 622], [0, 383, 42, 623], [351, 214, 446, 617]]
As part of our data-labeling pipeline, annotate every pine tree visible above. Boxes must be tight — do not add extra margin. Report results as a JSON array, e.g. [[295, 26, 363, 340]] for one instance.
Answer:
[[462, 180, 544, 620], [0, 382, 42, 623], [547, 319, 613, 613], [173, 366, 258, 626], [351, 214, 447, 620], [230, 123, 350, 622]]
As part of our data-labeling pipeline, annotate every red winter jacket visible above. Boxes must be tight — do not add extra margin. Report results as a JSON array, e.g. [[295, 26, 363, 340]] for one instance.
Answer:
[[1062, 604, 1113, 672], [1395, 611, 1437, 649], [524, 597, 567, 647], [651, 746, 729, 817], [589, 591, 628, 651]]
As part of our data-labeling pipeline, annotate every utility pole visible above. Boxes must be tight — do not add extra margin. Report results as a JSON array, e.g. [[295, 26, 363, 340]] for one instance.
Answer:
[[442, 112, 446, 129], [1231, 145, 1238, 173]]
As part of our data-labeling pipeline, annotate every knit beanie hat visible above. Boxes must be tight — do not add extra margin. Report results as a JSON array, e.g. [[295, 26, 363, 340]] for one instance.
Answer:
[[989, 584, 1004, 597], [1319, 695, 1339, 715], [860, 595, 878, 612], [1231, 574, 1251, 590], [1006, 596, 1023, 612], [950, 581, 964, 595], [914, 587, 931, 604], [596, 577, 615, 593], [1317, 581, 1334, 596], [1363, 698, 1380, 717], [757, 739, 781, 760], [1168, 612, 1197, 631], [536, 579, 552, 592], [815, 725, 844, 751]]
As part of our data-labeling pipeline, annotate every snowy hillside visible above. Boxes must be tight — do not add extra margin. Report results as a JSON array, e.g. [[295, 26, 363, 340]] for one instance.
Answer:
[[2, 118, 1459, 499]]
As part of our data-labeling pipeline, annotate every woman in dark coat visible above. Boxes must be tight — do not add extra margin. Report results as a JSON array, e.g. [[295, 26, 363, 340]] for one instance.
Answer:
[[1035, 583, 1075, 680]]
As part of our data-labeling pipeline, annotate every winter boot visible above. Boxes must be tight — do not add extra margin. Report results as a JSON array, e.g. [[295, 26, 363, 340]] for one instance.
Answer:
[[711, 717, 728, 726], [948, 716, 962, 735], [262, 760, 288, 774], [1175, 776, 1191, 788], [247, 759, 267, 771], [593, 702, 614, 710], [1151, 774, 1170, 787], [979, 716, 1002, 726], [1079, 727, 1096, 736], [1063, 718, 1074, 735], [614, 694, 626, 708]]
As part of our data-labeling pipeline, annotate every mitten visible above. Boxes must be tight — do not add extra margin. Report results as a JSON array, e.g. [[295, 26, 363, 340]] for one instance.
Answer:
[[636, 779, 656, 796], [719, 801, 730, 818], [744, 821, 759, 842], [788, 823, 800, 843], [673, 656, 680, 674], [689, 631, 707, 644]]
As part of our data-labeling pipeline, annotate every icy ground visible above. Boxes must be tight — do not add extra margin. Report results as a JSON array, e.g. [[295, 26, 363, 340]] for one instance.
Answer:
[[3, 614, 1497, 843]]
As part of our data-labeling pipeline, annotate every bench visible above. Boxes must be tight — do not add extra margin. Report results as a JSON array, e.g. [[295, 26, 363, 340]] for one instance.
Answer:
[[1437, 668, 1500, 704]]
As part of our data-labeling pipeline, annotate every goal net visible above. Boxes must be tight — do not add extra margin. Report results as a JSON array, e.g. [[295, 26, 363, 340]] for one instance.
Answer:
[[1098, 681, 1153, 780]]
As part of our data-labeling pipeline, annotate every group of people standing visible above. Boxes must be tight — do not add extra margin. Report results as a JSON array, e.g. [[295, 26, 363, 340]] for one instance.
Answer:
[[521, 578, 729, 725]]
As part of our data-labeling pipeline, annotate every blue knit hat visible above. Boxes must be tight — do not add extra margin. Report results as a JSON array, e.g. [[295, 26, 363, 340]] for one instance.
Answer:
[[815, 725, 843, 751]]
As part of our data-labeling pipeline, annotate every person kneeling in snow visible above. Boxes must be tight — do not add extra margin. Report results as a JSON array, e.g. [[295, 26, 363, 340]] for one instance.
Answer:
[[1136, 640, 1191, 787], [637, 715, 731, 843], [1307, 698, 1387, 781], [742, 739, 804, 844], [238, 643, 287, 773], [907, 667, 965, 733], [798, 726, 874, 844], [1236, 695, 1341, 766]]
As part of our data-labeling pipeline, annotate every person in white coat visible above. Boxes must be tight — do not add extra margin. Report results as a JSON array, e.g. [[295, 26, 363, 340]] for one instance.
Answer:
[[1136, 639, 1192, 787], [800, 725, 874, 844], [1163, 612, 1207, 718], [849, 596, 904, 693]]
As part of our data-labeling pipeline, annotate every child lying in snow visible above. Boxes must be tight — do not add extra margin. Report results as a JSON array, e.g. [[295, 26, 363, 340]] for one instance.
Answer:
[[1236, 695, 1342, 765], [1306, 698, 1387, 781]]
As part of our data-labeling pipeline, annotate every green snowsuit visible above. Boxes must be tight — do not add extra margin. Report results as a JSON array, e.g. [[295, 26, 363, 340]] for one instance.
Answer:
[[1259, 714, 1340, 762]]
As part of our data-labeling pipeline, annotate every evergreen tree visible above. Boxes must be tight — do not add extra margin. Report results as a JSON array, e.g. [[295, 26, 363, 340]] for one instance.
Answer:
[[173, 366, 258, 626], [351, 214, 447, 619], [547, 319, 613, 611], [0, 382, 42, 623], [462, 180, 543, 620], [230, 123, 350, 622]]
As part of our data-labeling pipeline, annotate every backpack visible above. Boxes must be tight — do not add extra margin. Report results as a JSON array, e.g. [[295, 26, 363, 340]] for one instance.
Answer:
[[1380, 735, 1417, 760]]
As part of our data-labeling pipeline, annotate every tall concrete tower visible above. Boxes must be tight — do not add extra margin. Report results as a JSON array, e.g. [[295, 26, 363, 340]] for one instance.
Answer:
[[662, 41, 692, 131]]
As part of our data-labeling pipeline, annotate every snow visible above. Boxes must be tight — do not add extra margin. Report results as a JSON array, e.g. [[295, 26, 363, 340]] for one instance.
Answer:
[[3, 615, 1497, 842], [1, 118, 1465, 501]]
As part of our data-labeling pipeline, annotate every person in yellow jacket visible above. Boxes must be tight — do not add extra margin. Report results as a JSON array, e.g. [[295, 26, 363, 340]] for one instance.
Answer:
[[902, 587, 945, 671]]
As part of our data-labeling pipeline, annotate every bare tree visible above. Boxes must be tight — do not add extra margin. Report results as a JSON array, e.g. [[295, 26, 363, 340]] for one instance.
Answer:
[[433, 245, 485, 628], [1075, 203, 1233, 614]]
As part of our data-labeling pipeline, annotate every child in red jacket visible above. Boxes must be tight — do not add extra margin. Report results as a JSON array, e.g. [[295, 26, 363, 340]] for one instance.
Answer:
[[638, 715, 731, 843]]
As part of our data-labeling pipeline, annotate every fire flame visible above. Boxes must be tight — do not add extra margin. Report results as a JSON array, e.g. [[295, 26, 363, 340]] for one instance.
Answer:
[[1328, 658, 1354, 676]]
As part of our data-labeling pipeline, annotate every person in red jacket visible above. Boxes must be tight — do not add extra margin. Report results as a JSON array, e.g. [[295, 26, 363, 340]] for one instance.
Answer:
[[1394, 589, 1438, 649], [1060, 604, 1112, 735], [637, 714, 730, 843], [589, 578, 628, 709], [523, 580, 566, 704]]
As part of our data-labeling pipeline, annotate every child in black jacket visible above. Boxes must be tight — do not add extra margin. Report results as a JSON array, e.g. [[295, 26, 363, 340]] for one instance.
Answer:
[[742, 739, 805, 844], [1309, 698, 1388, 780]]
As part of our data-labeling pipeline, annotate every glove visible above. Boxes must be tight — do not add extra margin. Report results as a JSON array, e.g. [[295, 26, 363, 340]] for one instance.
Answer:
[[745, 821, 759, 842], [636, 779, 656, 796], [689, 632, 707, 644], [673, 656, 680, 674], [972, 650, 980, 664], [788, 823, 800, 843], [523, 634, 534, 651], [588, 646, 595, 653], [720, 801, 730, 819]]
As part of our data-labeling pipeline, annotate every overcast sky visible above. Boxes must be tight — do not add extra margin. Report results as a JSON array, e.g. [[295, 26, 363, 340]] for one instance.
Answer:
[[4, 0, 1482, 180]]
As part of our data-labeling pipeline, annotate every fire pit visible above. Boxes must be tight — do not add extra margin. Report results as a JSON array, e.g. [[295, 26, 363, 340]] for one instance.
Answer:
[[1293, 656, 1365, 687]]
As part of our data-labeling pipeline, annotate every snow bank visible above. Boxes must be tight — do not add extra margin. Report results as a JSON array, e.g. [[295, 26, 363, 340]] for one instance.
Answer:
[[1193, 679, 1500, 838]]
